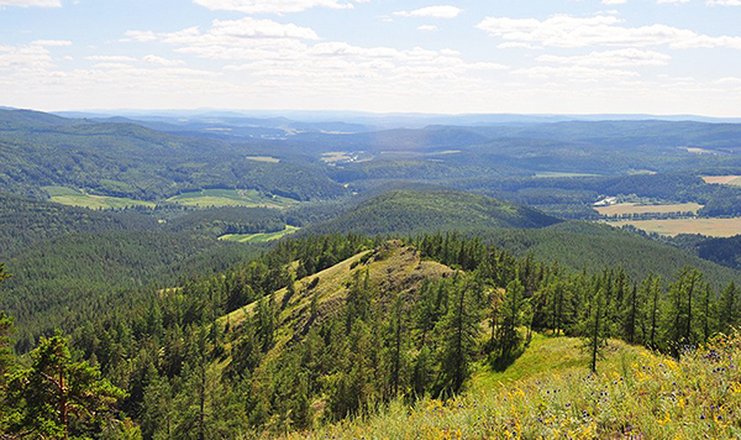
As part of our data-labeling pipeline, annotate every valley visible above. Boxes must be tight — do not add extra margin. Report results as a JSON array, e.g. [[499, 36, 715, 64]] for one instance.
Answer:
[[0, 108, 738, 439]]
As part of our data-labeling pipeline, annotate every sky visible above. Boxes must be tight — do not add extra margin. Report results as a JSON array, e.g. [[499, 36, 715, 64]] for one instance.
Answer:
[[1, 0, 741, 116]]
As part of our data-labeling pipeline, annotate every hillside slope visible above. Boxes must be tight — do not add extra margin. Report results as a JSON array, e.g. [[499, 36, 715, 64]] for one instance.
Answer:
[[489, 222, 741, 287], [220, 240, 453, 358], [308, 189, 561, 235], [0, 109, 344, 201], [293, 334, 740, 439]]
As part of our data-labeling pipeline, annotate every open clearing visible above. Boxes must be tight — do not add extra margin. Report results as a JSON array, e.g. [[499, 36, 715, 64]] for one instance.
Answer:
[[44, 186, 155, 209], [595, 202, 703, 217], [218, 225, 299, 243], [702, 175, 741, 187], [607, 217, 741, 237], [245, 155, 280, 163], [167, 189, 297, 209], [533, 171, 601, 178]]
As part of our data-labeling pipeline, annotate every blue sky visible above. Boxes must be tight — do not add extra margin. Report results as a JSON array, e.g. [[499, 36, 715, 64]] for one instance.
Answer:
[[2, 0, 741, 115]]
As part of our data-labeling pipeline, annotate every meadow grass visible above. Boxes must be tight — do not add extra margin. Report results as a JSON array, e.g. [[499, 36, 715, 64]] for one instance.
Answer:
[[218, 225, 300, 243], [44, 186, 155, 209], [166, 189, 297, 209], [286, 333, 740, 439]]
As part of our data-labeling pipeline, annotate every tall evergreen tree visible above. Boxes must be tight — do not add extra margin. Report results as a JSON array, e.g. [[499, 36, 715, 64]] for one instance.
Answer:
[[719, 282, 738, 333], [583, 287, 609, 373], [496, 278, 526, 363], [435, 278, 479, 396], [9, 335, 125, 439]]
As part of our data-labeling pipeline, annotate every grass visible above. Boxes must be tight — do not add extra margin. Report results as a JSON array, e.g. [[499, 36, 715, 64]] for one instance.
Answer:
[[43, 186, 155, 209], [702, 175, 741, 187], [245, 155, 280, 163], [218, 225, 299, 243], [289, 333, 741, 439], [594, 202, 703, 217], [533, 171, 601, 178], [166, 189, 297, 209], [607, 217, 741, 237]]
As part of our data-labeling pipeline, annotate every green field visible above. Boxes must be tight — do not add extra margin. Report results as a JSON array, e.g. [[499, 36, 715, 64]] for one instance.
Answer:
[[44, 186, 155, 209], [166, 189, 297, 208], [245, 155, 280, 163], [218, 225, 299, 243], [533, 171, 601, 178]]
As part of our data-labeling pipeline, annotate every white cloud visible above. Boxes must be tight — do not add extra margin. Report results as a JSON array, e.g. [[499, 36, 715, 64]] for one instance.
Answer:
[[602, 0, 627, 4], [657, 0, 690, 4], [476, 13, 741, 49], [537, 48, 671, 67], [417, 25, 439, 32], [192, 0, 356, 14], [30, 40, 72, 47], [393, 5, 461, 19], [124, 17, 319, 53], [707, 0, 741, 5], [514, 65, 639, 81], [0, 0, 60, 7], [85, 55, 137, 62], [143, 55, 185, 66]]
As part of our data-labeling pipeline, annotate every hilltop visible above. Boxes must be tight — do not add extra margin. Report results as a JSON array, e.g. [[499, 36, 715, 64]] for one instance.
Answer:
[[309, 189, 562, 235]]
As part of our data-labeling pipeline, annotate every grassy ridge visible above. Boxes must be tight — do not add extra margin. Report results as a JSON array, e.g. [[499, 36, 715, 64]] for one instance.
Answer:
[[293, 334, 740, 439]]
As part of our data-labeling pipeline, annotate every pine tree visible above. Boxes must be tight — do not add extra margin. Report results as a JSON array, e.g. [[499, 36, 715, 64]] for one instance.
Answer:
[[10, 334, 125, 439], [583, 287, 609, 373], [646, 275, 662, 350], [665, 268, 702, 356], [623, 282, 638, 344], [496, 278, 526, 364], [383, 293, 407, 398], [719, 282, 738, 333], [435, 278, 479, 396]]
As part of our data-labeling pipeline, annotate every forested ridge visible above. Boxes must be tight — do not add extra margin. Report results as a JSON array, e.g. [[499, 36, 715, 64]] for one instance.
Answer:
[[1, 233, 738, 438]]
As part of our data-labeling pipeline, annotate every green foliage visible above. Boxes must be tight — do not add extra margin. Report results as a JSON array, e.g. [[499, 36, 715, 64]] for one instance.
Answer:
[[310, 189, 561, 236], [0, 109, 345, 202], [5, 334, 125, 439]]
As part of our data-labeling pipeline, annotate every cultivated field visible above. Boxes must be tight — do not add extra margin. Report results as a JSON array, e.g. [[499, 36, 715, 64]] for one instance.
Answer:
[[608, 217, 741, 237], [167, 189, 297, 208], [44, 186, 155, 209], [218, 225, 299, 243], [595, 202, 703, 217], [702, 175, 741, 187]]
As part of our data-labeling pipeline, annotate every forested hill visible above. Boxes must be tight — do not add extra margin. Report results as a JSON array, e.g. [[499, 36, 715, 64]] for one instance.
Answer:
[[0, 109, 344, 201], [308, 189, 562, 235]]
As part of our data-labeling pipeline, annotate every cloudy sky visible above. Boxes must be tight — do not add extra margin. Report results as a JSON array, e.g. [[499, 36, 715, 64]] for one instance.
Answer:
[[2, 0, 741, 115]]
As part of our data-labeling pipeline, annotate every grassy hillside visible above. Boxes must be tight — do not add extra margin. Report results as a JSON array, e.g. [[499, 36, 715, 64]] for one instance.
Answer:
[[309, 189, 561, 235], [295, 334, 740, 439], [220, 239, 452, 346]]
